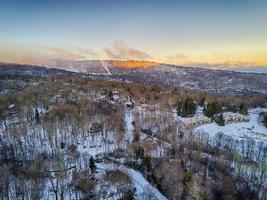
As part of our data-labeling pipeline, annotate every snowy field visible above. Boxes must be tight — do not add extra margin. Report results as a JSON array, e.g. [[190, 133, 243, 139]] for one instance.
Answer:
[[194, 108, 267, 142], [193, 108, 267, 161]]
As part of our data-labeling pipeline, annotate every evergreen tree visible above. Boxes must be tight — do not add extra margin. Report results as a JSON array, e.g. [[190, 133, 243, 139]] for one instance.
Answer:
[[134, 146, 144, 161], [142, 154, 152, 175], [176, 101, 183, 116], [177, 97, 196, 117], [239, 103, 248, 115], [204, 102, 221, 117], [215, 113, 225, 126], [183, 96, 196, 116], [262, 115, 267, 128], [108, 90, 113, 100], [89, 156, 96, 174], [35, 108, 40, 123], [139, 154, 152, 180]]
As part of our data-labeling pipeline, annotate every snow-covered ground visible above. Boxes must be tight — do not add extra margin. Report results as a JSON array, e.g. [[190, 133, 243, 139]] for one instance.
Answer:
[[1, 93, 266, 199], [98, 163, 168, 200], [193, 108, 267, 161], [194, 108, 267, 141]]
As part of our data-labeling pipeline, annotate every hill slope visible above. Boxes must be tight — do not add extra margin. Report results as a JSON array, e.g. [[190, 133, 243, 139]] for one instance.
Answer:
[[1, 60, 267, 96]]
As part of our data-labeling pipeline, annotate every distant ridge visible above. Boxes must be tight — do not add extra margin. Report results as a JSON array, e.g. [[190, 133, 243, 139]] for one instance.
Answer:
[[104, 60, 158, 68], [1, 60, 266, 96]]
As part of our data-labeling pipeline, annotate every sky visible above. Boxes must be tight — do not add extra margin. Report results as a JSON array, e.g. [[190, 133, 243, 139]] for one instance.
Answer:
[[0, 0, 267, 68]]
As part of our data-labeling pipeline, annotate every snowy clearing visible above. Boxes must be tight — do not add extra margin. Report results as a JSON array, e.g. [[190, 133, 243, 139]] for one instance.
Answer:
[[194, 108, 267, 142], [97, 163, 168, 200]]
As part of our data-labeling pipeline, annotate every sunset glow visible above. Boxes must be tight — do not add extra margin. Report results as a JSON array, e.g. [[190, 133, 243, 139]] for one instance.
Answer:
[[1, 0, 267, 69]]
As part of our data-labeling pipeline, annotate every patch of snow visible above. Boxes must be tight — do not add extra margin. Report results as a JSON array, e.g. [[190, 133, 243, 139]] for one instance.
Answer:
[[98, 163, 168, 200], [194, 108, 267, 142], [193, 108, 267, 161], [8, 104, 15, 109]]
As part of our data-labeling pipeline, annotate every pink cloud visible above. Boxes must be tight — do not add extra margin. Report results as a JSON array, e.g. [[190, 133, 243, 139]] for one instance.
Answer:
[[104, 40, 152, 60]]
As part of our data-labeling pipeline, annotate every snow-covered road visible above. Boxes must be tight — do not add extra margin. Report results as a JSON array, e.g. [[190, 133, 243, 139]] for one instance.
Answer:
[[97, 163, 168, 200]]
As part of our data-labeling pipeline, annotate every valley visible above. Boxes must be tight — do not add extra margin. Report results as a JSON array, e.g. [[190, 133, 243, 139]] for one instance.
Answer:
[[0, 66, 266, 199]]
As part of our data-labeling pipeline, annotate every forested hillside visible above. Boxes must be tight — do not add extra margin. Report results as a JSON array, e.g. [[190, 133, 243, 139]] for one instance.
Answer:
[[0, 71, 266, 199]]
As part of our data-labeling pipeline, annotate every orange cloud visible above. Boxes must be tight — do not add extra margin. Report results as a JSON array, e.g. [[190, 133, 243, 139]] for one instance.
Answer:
[[1, 40, 267, 69], [104, 40, 152, 60], [0, 41, 86, 65]]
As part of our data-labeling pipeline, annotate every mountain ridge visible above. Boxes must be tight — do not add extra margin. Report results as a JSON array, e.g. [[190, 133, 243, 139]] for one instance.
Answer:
[[1, 60, 267, 96]]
